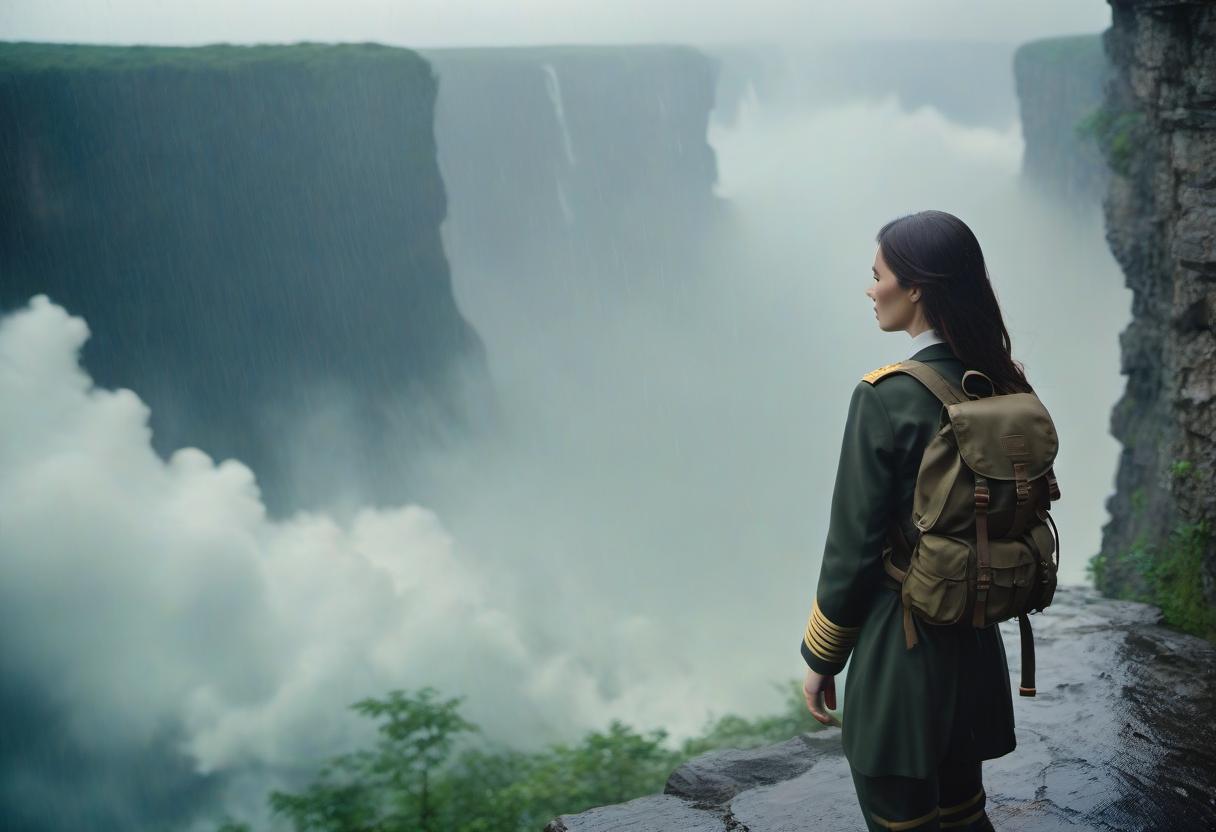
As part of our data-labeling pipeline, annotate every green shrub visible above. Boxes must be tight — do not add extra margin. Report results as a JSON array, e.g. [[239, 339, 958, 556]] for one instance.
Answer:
[[1141, 520, 1215, 640], [1076, 105, 1149, 176], [1169, 459, 1194, 480]]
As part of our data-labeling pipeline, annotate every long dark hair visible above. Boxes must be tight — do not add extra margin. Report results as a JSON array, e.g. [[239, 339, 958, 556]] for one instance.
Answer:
[[876, 210, 1033, 395]]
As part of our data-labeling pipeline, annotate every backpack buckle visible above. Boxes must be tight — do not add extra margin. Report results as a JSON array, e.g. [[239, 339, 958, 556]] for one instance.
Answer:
[[974, 484, 990, 508]]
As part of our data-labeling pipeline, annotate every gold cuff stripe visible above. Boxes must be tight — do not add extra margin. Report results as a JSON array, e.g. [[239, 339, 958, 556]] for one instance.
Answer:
[[803, 615, 852, 658], [812, 597, 862, 634], [803, 626, 850, 662], [941, 808, 985, 828], [870, 806, 940, 830], [802, 613, 851, 651], [939, 789, 984, 815], [803, 598, 860, 664]]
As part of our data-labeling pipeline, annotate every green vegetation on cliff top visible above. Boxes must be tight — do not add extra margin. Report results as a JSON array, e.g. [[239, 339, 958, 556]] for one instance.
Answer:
[[1013, 33, 1105, 71], [0, 40, 427, 72], [0, 40, 704, 74]]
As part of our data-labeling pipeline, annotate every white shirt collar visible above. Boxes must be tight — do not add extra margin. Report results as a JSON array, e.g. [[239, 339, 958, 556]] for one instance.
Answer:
[[907, 327, 944, 358]]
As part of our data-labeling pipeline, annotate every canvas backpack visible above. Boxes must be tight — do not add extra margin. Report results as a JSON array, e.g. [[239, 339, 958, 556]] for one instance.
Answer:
[[880, 360, 1062, 697]]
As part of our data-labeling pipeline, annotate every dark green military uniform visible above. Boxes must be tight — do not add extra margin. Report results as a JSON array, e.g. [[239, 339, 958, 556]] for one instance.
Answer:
[[801, 340, 1014, 830]]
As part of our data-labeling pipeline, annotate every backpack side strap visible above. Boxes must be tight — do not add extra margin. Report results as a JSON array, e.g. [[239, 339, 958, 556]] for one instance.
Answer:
[[882, 525, 921, 649], [1018, 613, 1036, 696]]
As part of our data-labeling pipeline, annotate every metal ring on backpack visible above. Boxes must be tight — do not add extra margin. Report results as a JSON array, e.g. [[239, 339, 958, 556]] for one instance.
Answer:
[[961, 370, 996, 400]]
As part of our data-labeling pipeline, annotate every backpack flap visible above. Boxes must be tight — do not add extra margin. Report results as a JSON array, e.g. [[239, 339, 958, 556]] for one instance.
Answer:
[[945, 393, 1059, 481]]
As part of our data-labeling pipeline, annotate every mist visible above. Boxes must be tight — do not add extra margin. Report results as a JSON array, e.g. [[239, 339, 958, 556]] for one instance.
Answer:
[[0, 4, 1124, 830]]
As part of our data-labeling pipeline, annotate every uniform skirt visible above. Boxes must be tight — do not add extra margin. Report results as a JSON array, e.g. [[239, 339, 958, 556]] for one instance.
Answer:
[[841, 578, 1017, 779]]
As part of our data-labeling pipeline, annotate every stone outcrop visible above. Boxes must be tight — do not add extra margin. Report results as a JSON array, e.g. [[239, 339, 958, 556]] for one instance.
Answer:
[[545, 586, 1216, 830], [1089, 1, 1216, 621]]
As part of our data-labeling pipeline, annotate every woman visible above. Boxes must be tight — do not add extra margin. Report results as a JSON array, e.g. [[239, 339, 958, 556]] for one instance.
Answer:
[[800, 210, 1033, 831]]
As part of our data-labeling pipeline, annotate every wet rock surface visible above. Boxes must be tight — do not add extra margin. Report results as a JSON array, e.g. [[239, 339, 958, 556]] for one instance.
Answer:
[[545, 586, 1216, 830]]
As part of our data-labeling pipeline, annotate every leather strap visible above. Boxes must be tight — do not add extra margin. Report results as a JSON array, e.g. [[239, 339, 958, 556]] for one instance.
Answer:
[[903, 604, 918, 649], [883, 553, 908, 584], [1036, 507, 1062, 571], [896, 360, 968, 407], [881, 529, 920, 649], [972, 476, 991, 628], [1045, 465, 1061, 502], [1018, 613, 1036, 696], [1014, 462, 1030, 504], [1009, 464, 1040, 538], [885, 524, 915, 573], [1045, 508, 1061, 571]]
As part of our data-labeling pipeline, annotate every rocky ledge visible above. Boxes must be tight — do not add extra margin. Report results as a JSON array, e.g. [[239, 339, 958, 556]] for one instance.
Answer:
[[545, 586, 1216, 830]]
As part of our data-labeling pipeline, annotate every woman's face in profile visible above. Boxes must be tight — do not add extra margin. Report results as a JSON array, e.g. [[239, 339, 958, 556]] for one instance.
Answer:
[[866, 245, 918, 332]]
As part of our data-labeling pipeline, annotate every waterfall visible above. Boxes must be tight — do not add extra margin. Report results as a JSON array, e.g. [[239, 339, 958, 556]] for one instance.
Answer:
[[542, 63, 578, 167]]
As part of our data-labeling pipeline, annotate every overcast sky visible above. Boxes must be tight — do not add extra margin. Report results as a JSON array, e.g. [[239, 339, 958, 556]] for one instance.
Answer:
[[2, 0, 1111, 48]]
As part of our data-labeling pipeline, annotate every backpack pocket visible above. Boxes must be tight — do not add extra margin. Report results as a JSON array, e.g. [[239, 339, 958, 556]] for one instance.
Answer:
[[903, 532, 970, 625], [1026, 520, 1058, 612], [977, 540, 1036, 625]]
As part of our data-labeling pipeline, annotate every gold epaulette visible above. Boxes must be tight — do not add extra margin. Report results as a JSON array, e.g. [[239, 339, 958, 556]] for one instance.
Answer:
[[861, 362, 905, 385]]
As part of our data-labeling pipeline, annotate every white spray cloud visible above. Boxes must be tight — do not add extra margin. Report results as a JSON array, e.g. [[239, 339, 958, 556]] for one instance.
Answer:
[[0, 295, 707, 827]]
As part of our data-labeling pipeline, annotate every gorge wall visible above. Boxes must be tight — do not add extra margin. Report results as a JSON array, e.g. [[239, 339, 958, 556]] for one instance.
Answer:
[[1012, 34, 1110, 206], [1089, 0, 1216, 639], [422, 45, 725, 357], [0, 42, 493, 517]]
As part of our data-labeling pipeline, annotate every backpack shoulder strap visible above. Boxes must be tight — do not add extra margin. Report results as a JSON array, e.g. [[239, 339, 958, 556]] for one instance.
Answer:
[[894, 359, 968, 406], [861, 359, 968, 406]]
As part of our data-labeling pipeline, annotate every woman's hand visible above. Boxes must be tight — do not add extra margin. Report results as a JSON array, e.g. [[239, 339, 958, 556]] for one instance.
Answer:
[[803, 666, 840, 726]]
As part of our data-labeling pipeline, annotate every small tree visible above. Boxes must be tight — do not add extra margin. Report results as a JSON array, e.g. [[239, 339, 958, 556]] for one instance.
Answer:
[[269, 687, 478, 832]]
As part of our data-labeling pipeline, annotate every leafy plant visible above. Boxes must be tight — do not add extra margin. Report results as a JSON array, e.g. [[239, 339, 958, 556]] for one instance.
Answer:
[[1169, 459, 1194, 479], [268, 687, 478, 832], [1140, 520, 1214, 640], [1076, 105, 1149, 176]]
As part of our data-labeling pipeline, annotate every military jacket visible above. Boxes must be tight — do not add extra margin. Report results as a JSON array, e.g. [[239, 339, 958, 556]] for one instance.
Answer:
[[800, 340, 1016, 779]]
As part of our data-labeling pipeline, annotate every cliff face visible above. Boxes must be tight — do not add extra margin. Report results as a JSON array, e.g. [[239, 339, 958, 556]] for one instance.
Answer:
[[423, 45, 724, 346], [1013, 34, 1110, 205], [0, 43, 492, 517], [1090, 1, 1216, 637]]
